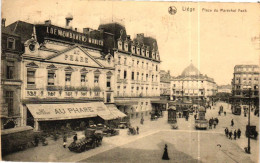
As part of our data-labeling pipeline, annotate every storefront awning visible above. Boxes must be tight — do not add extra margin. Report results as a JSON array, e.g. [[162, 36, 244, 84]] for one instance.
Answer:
[[26, 102, 106, 121], [96, 104, 117, 120], [151, 100, 168, 104], [106, 104, 127, 118], [115, 101, 138, 106]]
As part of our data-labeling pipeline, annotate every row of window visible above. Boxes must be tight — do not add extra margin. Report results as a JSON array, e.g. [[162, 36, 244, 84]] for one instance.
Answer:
[[117, 56, 159, 71], [27, 69, 111, 88], [118, 41, 159, 60], [235, 67, 259, 72], [117, 70, 158, 82], [236, 77, 258, 81]]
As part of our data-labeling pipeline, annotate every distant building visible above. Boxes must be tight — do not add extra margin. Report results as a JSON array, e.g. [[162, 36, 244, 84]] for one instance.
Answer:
[[99, 23, 161, 119], [217, 85, 232, 93], [1, 19, 23, 130], [231, 64, 259, 107], [160, 70, 171, 100], [170, 63, 217, 104]]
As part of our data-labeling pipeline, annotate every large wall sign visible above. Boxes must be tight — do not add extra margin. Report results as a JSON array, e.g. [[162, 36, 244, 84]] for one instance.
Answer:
[[35, 25, 103, 48]]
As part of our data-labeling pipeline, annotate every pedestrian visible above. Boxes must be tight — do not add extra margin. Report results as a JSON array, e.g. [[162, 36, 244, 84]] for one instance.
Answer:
[[213, 120, 217, 128], [224, 111, 226, 116], [194, 114, 197, 120], [179, 112, 181, 118], [140, 117, 144, 125], [225, 127, 229, 137], [73, 133, 77, 142], [231, 119, 234, 127], [237, 129, 241, 139], [162, 144, 170, 160], [234, 130, 237, 140], [218, 111, 221, 116], [63, 133, 67, 148], [229, 131, 233, 140], [136, 126, 139, 134], [209, 121, 212, 129], [215, 118, 219, 125]]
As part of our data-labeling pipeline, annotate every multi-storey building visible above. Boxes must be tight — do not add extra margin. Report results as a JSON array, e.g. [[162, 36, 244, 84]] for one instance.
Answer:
[[160, 70, 171, 100], [231, 65, 259, 107], [4, 17, 126, 130], [99, 23, 161, 119], [170, 63, 217, 105], [1, 19, 23, 129], [218, 85, 232, 93]]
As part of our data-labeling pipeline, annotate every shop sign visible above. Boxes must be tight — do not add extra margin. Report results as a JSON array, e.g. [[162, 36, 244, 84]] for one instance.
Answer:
[[47, 91, 56, 97], [27, 90, 37, 97], [65, 91, 73, 97], [42, 25, 103, 47]]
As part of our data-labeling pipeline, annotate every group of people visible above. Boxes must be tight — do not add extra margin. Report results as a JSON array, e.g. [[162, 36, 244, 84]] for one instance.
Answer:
[[209, 117, 219, 129], [225, 127, 241, 140]]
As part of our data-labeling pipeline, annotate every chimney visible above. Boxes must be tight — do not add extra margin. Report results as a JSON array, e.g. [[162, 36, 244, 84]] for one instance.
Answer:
[[2, 18, 6, 27], [45, 20, 51, 25], [65, 13, 73, 29], [75, 28, 77, 32], [168, 70, 170, 75], [83, 28, 92, 33]]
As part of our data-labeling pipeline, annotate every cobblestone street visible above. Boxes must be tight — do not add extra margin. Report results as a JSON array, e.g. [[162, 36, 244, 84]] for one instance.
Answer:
[[3, 102, 259, 162]]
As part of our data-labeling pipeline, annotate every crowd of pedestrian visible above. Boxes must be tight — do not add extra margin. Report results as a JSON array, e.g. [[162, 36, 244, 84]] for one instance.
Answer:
[[208, 117, 219, 129], [225, 127, 241, 140]]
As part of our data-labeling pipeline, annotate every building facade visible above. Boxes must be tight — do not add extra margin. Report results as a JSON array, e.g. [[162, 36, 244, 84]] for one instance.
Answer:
[[160, 70, 171, 100], [1, 20, 23, 129], [99, 23, 161, 119], [218, 84, 232, 93], [170, 63, 217, 105], [4, 18, 127, 130], [231, 65, 259, 107]]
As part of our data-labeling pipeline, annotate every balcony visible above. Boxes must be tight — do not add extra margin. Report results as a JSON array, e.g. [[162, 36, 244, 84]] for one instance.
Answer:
[[117, 78, 128, 84]]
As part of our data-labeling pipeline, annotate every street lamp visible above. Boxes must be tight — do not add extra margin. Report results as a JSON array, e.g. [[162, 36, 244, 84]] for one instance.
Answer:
[[243, 85, 251, 154]]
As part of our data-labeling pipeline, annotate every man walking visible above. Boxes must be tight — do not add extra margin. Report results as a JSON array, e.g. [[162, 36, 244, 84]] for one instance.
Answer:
[[229, 131, 233, 140], [136, 126, 139, 134], [234, 130, 237, 140], [237, 129, 241, 139], [225, 127, 229, 137], [231, 119, 234, 127]]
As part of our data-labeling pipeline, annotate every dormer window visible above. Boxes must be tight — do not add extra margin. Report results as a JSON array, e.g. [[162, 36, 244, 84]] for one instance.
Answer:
[[146, 51, 149, 57], [7, 37, 15, 50], [137, 48, 140, 55], [124, 43, 128, 51], [142, 49, 145, 56], [131, 46, 136, 54], [118, 41, 122, 50]]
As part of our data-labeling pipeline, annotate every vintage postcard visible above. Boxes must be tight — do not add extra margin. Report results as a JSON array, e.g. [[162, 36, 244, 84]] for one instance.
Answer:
[[1, 0, 259, 162]]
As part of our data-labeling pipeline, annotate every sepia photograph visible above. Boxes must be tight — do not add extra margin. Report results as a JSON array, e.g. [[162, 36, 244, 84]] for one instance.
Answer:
[[0, 0, 259, 162]]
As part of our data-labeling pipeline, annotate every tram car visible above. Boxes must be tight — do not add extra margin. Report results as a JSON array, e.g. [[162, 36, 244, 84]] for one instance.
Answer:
[[168, 106, 178, 129], [195, 106, 208, 129], [231, 105, 241, 115]]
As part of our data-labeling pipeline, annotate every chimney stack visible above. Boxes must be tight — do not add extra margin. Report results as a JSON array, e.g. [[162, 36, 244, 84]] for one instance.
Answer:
[[65, 13, 73, 29], [75, 28, 77, 32], [2, 18, 6, 27], [45, 20, 51, 25]]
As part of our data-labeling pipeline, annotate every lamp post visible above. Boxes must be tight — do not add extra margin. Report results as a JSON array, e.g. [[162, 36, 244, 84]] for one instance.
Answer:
[[243, 85, 251, 154]]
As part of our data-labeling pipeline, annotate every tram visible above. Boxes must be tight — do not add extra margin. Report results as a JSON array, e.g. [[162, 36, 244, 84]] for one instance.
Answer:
[[195, 106, 208, 129], [168, 106, 178, 129]]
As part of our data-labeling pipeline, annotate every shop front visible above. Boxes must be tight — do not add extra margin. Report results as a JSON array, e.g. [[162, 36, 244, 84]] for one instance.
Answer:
[[115, 101, 138, 119], [25, 102, 119, 131]]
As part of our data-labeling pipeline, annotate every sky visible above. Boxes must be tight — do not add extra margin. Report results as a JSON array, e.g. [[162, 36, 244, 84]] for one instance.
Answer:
[[1, 0, 259, 85]]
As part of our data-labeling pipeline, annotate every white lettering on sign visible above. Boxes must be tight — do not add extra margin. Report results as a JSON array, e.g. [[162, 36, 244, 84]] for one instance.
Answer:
[[46, 26, 103, 46]]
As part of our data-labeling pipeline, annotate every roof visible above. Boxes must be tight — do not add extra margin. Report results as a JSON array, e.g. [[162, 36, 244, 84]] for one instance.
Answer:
[[5, 20, 34, 43], [181, 63, 200, 77], [1, 26, 20, 37], [98, 22, 127, 41]]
